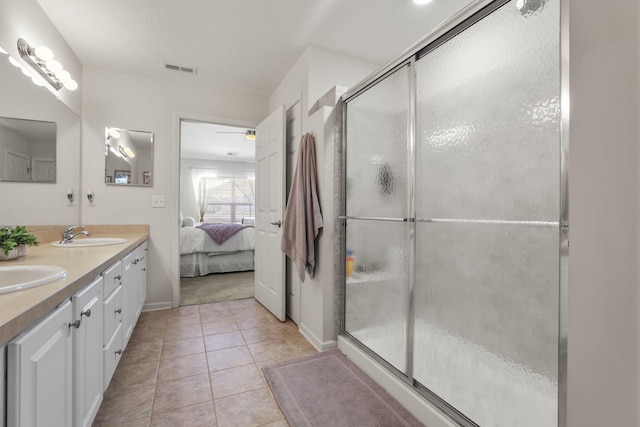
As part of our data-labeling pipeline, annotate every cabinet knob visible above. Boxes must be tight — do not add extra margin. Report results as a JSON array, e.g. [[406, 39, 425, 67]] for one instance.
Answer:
[[115, 275, 122, 281], [68, 320, 81, 329], [115, 349, 122, 355], [142, 268, 146, 271], [81, 309, 91, 318], [115, 308, 122, 314]]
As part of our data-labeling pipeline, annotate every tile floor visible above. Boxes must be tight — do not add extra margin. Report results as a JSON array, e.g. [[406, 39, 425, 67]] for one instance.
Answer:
[[93, 298, 317, 426]]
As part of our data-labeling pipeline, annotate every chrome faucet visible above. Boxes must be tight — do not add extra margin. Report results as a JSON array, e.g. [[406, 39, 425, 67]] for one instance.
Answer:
[[60, 225, 92, 244]]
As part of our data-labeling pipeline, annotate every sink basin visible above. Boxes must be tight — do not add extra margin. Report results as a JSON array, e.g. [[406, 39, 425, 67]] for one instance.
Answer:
[[51, 238, 128, 247], [0, 265, 67, 294]]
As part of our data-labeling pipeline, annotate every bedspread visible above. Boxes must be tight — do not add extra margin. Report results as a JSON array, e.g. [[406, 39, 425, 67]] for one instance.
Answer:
[[179, 225, 255, 255]]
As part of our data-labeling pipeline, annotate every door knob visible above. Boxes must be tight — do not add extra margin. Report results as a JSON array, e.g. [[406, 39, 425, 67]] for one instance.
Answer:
[[270, 220, 282, 227]]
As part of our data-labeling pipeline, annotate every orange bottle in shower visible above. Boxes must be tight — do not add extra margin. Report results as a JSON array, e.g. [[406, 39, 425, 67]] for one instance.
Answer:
[[346, 249, 354, 277]]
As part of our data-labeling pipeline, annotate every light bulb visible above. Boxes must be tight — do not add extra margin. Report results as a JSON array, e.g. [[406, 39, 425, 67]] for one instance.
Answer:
[[21, 67, 31, 77], [45, 59, 63, 73], [413, 0, 432, 4], [8, 56, 21, 68], [31, 76, 45, 86], [33, 45, 54, 61], [63, 79, 78, 91], [55, 69, 71, 82], [0, 46, 6, 55]]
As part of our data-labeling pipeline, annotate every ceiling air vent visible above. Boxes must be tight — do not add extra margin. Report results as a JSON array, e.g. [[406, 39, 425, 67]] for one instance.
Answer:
[[164, 64, 198, 75]]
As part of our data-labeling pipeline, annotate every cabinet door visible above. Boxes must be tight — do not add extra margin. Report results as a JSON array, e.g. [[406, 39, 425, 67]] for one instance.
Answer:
[[122, 251, 135, 346], [8, 300, 73, 427], [136, 243, 147, 322], [103, 322, 123, 390], [102, 260, 122, 300], [72, 277, 104, 427]]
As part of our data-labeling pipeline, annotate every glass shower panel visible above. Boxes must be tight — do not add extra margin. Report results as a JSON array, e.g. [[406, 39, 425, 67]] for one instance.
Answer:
[[413, 1, 560, 426], [344, 219, 409, 373], [414, 0, 560, 222], [345, 64, 410, 220]]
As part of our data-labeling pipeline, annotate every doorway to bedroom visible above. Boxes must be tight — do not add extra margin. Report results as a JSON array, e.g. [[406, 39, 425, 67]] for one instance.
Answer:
[[178, 119, 257, 306]]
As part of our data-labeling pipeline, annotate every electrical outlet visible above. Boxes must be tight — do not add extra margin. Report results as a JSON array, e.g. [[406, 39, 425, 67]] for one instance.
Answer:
[[152, 195, 166, 208]]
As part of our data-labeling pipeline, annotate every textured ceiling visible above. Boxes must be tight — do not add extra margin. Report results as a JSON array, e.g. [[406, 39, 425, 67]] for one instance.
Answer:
[[36, 0, 472, 97]]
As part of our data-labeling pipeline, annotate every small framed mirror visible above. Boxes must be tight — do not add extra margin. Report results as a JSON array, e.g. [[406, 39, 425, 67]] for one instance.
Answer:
[[105, 127, 153, 186]]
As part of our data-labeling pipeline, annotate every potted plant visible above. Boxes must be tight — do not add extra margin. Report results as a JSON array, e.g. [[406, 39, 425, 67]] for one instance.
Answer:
[[12, 226, 39, 257], [0, 227, 18, 260]]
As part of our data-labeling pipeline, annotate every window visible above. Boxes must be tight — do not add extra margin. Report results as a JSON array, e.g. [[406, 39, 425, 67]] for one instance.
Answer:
[[200, 176, 254, 223]]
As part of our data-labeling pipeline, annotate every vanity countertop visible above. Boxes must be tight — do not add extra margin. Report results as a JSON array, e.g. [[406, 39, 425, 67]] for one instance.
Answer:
[[0, 227, 149, 346]]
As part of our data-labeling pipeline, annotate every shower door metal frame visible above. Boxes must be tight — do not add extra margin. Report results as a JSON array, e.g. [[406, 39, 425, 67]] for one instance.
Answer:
[[339, 0, 569, 426]]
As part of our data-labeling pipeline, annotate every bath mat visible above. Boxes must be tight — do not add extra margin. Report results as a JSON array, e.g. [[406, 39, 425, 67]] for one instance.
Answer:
[[262, 349, 424, 427]]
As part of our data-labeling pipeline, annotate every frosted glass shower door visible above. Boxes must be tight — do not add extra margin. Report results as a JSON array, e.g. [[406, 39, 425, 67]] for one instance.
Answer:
[[344, 64, 411, 373], [413, 1, 560, 426]]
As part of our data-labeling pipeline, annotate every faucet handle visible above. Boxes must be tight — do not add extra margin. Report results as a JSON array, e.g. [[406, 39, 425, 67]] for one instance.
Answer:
[[64, 225, 84, 233]]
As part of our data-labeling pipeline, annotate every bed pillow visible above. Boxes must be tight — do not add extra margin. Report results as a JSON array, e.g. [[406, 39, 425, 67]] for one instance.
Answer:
[[182, 217, 196, 227]]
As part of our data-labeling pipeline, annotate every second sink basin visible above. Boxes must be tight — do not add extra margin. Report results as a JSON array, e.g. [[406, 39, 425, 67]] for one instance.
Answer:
[[0, 265, 67, 294], [51, 238, 128, 247]]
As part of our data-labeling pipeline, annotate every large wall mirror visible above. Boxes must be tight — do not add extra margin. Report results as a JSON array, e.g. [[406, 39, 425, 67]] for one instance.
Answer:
[[105, 127, 153, 186], [0, 117, 57, 182], [0, 51, 81, 225]]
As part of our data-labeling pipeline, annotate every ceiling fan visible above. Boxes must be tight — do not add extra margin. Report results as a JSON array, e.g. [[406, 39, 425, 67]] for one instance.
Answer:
[[215, 129, 256, 140]]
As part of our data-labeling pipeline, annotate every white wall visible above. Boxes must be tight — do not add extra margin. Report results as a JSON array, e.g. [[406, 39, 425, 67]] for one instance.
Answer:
[[0, 0, 82, 115], [180, 157, 255, 221], [0, 0, 81, 226], [268, 46, 378, 348], [81, 67, 268, 309], [567, 0, 640, 425]]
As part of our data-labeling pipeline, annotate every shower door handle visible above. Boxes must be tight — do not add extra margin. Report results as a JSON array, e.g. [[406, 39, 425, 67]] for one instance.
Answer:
[[270, 220, 282, 228]]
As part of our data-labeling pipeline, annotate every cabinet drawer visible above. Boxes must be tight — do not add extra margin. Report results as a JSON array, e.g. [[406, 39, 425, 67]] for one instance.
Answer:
[[103, 285, 123, 345], [102, 260, 123, 298], [103, 322, 123, 391]]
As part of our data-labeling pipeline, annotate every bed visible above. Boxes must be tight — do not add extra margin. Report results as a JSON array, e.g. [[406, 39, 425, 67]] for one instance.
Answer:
[[179, 219, 255, 277]]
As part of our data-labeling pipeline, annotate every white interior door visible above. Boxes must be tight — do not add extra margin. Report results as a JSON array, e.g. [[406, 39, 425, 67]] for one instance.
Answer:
[[255, 105, 286, 321], [32, 158, 56, 182], [5, 151, 30, 181]]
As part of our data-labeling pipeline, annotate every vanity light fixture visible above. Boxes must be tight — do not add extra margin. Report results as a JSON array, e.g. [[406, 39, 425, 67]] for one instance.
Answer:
[[119, 146, 135, 159], [245, 130, 256, 140], [412, 0, 433, 4], [17, 38, 78, 91], [106, 128, 121, 139]]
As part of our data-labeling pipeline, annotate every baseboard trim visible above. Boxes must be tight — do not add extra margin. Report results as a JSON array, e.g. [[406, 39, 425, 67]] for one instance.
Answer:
[[142, 302, 172, 312], [337, 336, 456, 427], [298, 323, 337, 352]]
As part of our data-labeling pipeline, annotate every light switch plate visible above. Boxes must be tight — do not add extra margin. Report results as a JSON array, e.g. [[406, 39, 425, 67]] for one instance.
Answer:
[[151, 195, 166, 208]]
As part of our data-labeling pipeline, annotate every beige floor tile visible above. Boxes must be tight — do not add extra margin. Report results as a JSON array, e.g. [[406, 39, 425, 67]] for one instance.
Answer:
[[207, 346, 255, 372], [150, 401, 217, 426], [161, 336, 205, 360], [107, 359, 159, 393], [119, 339, 163, 368], [163, 321, 204, 341], [200, 309, 234, 324], [95, 381, 156, 425], [204, 331, 246, 352], [199, 301, 233, 313], [166, 313, 201, 329], [157, 353, 209, 383], [93, 416, 151, 426], [261, 420, 290, 427], [210, 364, 264, 399], [165, 305, 200, 319], [214, 387, 283, 427], [247, 338, 292, 363], [202, 319, 239, 336], [240, 326, 285, 345], [153, 373, 212, 414], [137, 309, 169, 324]]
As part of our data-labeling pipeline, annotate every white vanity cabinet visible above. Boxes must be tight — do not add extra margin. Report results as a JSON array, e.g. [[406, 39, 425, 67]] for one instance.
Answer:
[[134, 242, 148, 323], [71, 276, 104, 427], [122, 251, 136, 345], [8, 300, 74, 427], [102, 260, 124, 390]]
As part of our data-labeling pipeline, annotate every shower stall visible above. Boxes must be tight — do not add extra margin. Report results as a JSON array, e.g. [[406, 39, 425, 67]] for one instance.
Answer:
[[340, 1, 567, 426]]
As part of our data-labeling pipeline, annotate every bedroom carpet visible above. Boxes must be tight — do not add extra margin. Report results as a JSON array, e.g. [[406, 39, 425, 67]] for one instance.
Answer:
[[263, 349, 424, 427], [180, 271, 254, 306]]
